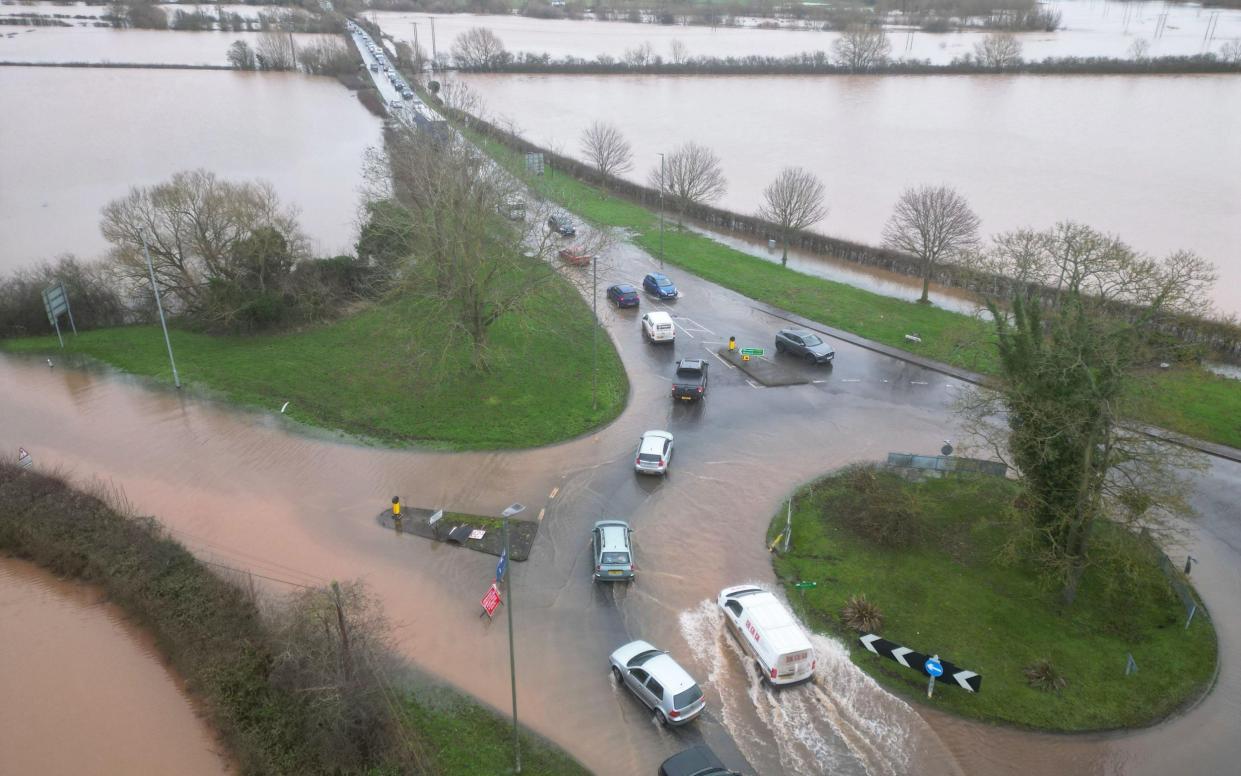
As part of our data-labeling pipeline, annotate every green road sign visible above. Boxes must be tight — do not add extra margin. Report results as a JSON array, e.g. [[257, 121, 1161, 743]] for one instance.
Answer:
[[740, 348, 764, 356], [793, 581, 817, 589]]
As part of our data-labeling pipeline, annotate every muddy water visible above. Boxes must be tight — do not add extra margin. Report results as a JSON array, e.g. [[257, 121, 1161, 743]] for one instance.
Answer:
[[0, 556, 230, 774], [460, 72, 1241, 315], [0, 26, 340, 65], [374, 1, 1241, 64], [0, 66, 380, 271]]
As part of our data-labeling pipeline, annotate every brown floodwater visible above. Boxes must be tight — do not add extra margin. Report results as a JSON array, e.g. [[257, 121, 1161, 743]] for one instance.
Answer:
[[2, 224, 1239, 775], [0, 25, 338, 66], [0, 555, 230, 774], [0, 66, 381, 271], [459, 71, 1241, 315]]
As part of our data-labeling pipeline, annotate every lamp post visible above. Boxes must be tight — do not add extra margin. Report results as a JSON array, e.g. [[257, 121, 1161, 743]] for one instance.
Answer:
[[657, 152, 665, 268], [501, 502, 526, 773], [139, 229, 181, 389]]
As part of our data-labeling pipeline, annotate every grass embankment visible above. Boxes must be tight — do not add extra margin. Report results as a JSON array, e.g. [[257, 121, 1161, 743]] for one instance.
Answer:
[[1, 280, 627, 449], [769, 467, 1217, 730], [0, 463, 589, 775], [464, 128, 1241, 450]]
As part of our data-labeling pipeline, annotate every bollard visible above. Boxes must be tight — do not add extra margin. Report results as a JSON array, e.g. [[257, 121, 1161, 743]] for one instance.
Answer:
[[742, 354, 750, 362], [728, 336, 736, 352], [392, 496, 401, 518]]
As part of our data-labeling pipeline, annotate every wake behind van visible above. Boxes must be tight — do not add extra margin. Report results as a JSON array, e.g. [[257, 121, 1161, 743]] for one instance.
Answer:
[[718, 585, 815, 686]]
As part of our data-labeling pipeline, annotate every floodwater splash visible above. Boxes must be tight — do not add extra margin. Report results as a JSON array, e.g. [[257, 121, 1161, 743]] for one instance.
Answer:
[[678, 593, 926, 776]]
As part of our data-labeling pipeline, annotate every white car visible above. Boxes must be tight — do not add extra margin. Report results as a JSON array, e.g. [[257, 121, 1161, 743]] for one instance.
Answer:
[[641, 311, 675, 344], [635, 430, 673, 476]]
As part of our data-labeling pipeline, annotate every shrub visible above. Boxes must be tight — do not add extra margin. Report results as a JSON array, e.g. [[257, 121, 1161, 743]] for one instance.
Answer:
[[831, 464, 925, 548], [1023, 659, 1068, 693], [841, 593, 884, 632]]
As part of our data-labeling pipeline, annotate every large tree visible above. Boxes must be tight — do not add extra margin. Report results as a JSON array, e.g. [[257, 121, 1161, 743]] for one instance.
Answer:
[[974, 32, 1023, 68], [580, 121, 634, 187], [450, 26, 507, 69], [882, 184, 981, 304], [758, 166, 828, 267], [646, 141, 727, 222], [966, 228, 1215, 605], [832, 25, 891, 71]]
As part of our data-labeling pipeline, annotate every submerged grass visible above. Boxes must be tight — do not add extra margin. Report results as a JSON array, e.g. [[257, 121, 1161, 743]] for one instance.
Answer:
[[770, 467, 1218, 730]]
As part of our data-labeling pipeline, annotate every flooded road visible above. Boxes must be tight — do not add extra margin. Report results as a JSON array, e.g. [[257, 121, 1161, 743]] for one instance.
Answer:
[[460, 72, 1241, 315], [0, 66, 380, 272], [3, 229, 1239, 774], [374, 1, 1241, 64], [0, 556, 230, 774]]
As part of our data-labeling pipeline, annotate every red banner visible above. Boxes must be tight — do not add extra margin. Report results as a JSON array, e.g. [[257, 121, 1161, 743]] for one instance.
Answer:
[[481, 583, 501, 617]]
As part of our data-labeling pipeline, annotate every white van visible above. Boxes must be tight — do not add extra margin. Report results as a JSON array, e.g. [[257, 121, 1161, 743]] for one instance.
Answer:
[[641, 311, 675, 344], [718, 585, 815, 686]]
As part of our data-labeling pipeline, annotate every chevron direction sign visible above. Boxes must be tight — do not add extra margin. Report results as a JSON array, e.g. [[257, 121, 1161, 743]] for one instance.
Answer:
[[859, 633, 982, 693]]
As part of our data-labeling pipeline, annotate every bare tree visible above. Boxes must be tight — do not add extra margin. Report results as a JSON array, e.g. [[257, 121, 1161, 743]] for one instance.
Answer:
[[832, 25, 891, 71], [623, 40, 655, 66], [757, 166, 828, 267], [646, 142, 727, 222], [669, 38, 689, 65], [882, 184, 981, 304], [974, 32, 1023, 68], [1220, 38, 1241, 64], [580, 121, 634, 187], [227, 39, 256, 69], [1127, 38, 1151, 61], [450, 26, 507, 69], [256, 30, 297, 70], [100, 169, 307, 318]]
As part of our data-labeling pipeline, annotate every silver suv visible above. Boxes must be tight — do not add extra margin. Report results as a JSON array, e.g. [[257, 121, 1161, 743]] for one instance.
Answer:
[[592, 520, 634, 583], [609, 640, 706, 726]]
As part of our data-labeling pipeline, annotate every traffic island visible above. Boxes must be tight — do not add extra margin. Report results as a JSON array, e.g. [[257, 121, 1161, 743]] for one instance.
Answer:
[[717, 347, 809, 387], [769, 464, 1218, 731], [377, 507, 538, 561]]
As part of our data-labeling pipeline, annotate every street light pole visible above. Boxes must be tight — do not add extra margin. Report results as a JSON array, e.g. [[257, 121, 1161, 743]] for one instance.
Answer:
[[657, 152, 665, 268], [501, 502, 526, 773], [139, 229, 181, 389]]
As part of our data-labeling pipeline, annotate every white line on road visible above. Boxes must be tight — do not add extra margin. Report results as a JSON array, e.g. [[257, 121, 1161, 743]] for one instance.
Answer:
[[745, 379, 762, 389], [707, 348, 736, 369], [842, 378, 861, 383], [812, 380, 827, 384], [538, 507, 546, 522], [549, 487, 559, 499], [911, 381, 929, 385]]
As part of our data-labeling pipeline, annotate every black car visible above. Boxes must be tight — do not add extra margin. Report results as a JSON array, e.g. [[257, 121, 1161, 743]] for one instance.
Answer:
[[775, 327, 835, 365], [671, 358, 708, 402], [659, 745, 740, 776], [607, 283, 640, 308], [548, 214, 576, 237]]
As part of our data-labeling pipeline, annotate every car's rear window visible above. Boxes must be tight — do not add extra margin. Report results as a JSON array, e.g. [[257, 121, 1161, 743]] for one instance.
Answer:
[[638, 453, 662, 463], [602, 552, 630, 565], [656, 323, 672, 330], [673, 684, 703, 710]]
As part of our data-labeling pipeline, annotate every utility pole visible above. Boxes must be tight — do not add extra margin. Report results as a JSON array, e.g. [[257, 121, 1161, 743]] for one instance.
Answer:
[[430, 16, 437, 70], [501, 503, 525, 773], [657, 152, 665, 268], [139, 229, 181, 389], [592, 254, 598, 410]]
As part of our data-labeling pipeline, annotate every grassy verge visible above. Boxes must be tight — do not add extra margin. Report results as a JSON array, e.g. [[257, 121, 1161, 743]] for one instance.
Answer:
[[770, 466, 1217, 730], [0, 463, 589, 775], [464, 125, 1241, 450], [1, 277, 627, 449]]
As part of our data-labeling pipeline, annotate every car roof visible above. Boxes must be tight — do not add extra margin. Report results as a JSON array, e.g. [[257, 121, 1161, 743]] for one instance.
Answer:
[[644, 653, 698, 694], [598, 523, 630, 550], [640, 434, 669, 454], [780, 328, 815, 337], [677, 358, 705, 370], [645, 310, 674, 323], [738, 590, 814, 654], [648, 272, 672, 283], [660, 745, 728, 776], [642, 429, 673, 442], [612, 283, 637, 293]]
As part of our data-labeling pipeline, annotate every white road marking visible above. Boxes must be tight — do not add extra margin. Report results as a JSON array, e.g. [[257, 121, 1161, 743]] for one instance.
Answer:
[[910, 381, 929, 385], [708, 348, 737, 369], [745, 379, 762, 389], [842, 378, 861, 383], [549, 487, 559, 499], [538, 507, 546, 522], [812, 380, 827, 384]]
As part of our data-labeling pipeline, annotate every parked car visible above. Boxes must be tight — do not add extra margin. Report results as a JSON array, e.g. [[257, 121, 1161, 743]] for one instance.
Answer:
[[609, 640, 706, 726], [659, 746, 741, 776], [558, 246, 593, 266], [718, 585, 815, 686], [642, 272, 678, 299], [547, 214, 576, 237], [672, 358, 708, 402], [641, 311, 675, 344], [591, 520, 634, 583], [607, 283, 640, 308], [634, 430, 673, 476], [774, 328, 835, 365]]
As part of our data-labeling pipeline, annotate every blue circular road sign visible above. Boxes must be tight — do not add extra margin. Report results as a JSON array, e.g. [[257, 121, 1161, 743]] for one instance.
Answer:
[[925, 657, 944, 677]]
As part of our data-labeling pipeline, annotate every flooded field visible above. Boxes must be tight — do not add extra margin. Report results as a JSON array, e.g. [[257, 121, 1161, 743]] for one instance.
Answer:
[[0, 555, 230, 775], [0, 25, 339, 65], [460, 72, 1241, 314], [374, 1, 1241, 64], [0, 66, 380, 271]]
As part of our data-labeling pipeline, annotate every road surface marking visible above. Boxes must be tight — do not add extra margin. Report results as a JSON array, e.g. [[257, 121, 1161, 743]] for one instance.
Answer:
[[549, 487, 559, 499], [911, 380, 929, 385], [812, 380, 827, 384], [745, 379, 762, 389], [538, 507, 546, 522], [707, 348, 737, 369], [842, 378, 861, 383]]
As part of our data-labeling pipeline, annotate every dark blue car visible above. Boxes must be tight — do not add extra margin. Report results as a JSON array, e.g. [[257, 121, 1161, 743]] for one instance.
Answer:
[[607, 283, 640, 308], [643, 273, 678, 299]]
